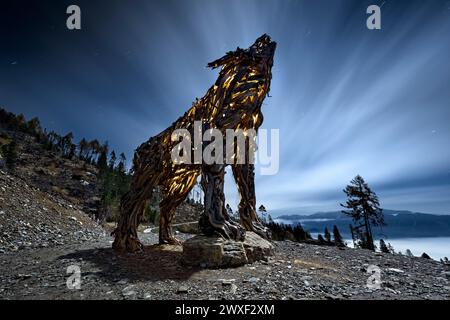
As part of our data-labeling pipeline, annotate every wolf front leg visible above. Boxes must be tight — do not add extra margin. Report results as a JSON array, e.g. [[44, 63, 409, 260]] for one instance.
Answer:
[[199, 164, 245, 241], [232, 163, 271, 239], [158, 169, 200, 245]]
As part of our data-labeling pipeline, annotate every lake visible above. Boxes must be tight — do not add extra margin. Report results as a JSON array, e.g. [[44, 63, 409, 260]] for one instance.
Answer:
[[378, 237, 450, 260], [340, 237, 450, 260], [306, 233, 449, 260], [274, 216, 450, 260]]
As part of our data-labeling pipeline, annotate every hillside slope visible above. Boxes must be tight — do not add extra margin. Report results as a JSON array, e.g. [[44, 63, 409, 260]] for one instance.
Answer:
[[0, 169, 106, 253], [0, 109, 203, 226]]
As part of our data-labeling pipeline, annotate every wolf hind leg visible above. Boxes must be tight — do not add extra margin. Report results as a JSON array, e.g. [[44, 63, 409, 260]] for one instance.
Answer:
[[112, 179, 153, 252], [112, 139, 163, 252], [232, 163, 271, 239], [199, 164, 246, 241]]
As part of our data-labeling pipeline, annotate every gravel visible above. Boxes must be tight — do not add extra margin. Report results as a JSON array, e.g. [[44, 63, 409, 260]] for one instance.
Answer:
[[1, 232, 450, 300], [1, 169, 450, 300], [0, 170, 106, 253]]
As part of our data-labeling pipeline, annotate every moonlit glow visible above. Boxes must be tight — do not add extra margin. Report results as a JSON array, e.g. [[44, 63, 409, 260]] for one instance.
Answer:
[[1, 0, 449, 215]]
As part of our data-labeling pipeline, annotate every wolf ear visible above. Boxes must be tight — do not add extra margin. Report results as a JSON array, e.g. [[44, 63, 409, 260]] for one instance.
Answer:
[[207, 47, 248, 69]]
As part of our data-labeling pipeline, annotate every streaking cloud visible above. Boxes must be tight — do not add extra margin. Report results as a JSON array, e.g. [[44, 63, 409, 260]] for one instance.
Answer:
[[1, 0, 449, 215]]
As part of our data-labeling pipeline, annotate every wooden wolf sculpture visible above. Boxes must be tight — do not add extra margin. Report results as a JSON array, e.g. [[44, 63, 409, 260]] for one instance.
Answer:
[[112, 34, 276, 252]]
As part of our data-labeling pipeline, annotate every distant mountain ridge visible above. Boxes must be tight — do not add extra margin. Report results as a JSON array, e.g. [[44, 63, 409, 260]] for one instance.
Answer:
[[275, 210, 450, 238]]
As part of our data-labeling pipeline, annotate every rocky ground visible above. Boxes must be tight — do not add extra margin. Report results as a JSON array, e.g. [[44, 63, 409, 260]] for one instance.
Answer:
[[1, 217, 449, 299], [0, 170, 106, 253], [1, 166, 450, 300]]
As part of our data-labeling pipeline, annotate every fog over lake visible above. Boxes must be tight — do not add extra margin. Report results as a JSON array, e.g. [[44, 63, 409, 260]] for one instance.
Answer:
[[275, 216, 450, 260], [380, 237, 450, 260], [308, 235, 450, 261]]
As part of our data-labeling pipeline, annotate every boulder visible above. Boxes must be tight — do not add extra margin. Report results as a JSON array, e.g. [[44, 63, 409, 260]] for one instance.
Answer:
[[174, 222, 199, 234], [243, 231, 274, 263], [182, 231, 274, 268]]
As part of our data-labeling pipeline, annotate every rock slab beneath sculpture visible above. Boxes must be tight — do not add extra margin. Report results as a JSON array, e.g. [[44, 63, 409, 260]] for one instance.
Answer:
[[182, 232, 274, 268]]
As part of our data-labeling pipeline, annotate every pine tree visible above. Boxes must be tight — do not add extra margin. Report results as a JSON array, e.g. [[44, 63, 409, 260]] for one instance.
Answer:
[[61, 132, 74, 157], [117, 152, 126, 173], [68, 143, 76, 159], [225, 203, 234, 219], [317, 234, 325, 244], [379, 239, 389, 253], [15, 114, 27, 131], [26, 117, 42, 136], [333, 225, 345, 247], [324, 227, 331, 243], [226, 204, 239, 222], [293, 223, 308, 241], [258, 205, 267, 224], [1, 141, 17, 170], [108, 150, 116, 170], [88, 139, 101, 163], [97, 146, 108, 174], [341, 175, 385, 251], [405, 249, 414, 257], [46, 131, 60, 150], [116, 153, 130, 198], [387, 242, 395, 254], [78, 138, 88, 159], [421, 252, 431, 259]]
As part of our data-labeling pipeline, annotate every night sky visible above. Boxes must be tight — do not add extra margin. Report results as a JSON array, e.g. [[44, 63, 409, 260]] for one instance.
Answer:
[[1, 0, 450, 215]]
